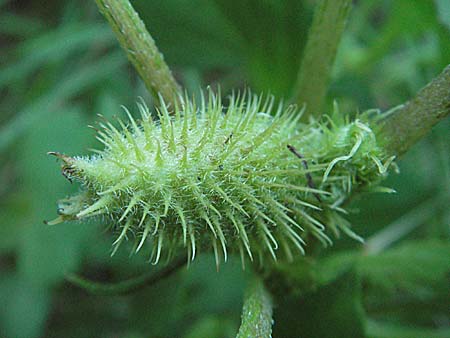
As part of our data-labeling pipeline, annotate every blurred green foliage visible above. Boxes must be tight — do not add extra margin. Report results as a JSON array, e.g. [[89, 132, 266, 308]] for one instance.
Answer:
[[0, 0, 449, 337]]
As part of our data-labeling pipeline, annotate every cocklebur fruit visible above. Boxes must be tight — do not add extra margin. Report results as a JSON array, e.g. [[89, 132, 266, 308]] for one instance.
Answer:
[[48, 90, 394, 267]]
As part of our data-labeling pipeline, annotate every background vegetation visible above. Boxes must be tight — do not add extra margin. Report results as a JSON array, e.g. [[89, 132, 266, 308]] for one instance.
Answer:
[[0, 0, 449, 337]]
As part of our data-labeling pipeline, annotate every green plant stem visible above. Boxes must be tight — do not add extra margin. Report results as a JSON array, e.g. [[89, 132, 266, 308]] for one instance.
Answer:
[[236, 277, 273, 338], [95, 0, 182, 106], [66, 254, 187, 295], [377, 64, 450, 156], [291, 0, 352, 118]]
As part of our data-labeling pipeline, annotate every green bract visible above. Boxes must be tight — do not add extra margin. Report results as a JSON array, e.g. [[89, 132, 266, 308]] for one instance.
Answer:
[[48, 90, 394, 267]]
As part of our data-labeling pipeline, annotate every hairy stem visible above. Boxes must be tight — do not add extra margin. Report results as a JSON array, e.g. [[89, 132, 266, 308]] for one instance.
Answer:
[[291, 0, 352, 118], [66, 254, 187, 295], [378, 65, 450, 156], [236, 277, 273, 338], [95, 0, 182, 106]]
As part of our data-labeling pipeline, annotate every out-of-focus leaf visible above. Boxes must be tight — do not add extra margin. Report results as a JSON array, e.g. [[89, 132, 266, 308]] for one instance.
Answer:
[[96, 90, 132, 121], [263, 257, 319, 298], [367, 289, 450, 329], [358, 2, 448, 101], [357, 0, 438, 71], [0, 273, 50, 338], [39, 285, 130, 337], [0, 23, 114, 89], [15, 106, 94, 288], [213, 0, 311, 97], [0, 193, 27, 252], [318, 239, 450, 293], [359, 240, 450, 292], [274, 269, 366, 338], [0, 0, 10, 8], [315, 251, 358, 286], [434, 0, 450, 29], [180, 68, 204, 99], [364, 195, 449, 254], [0, 13, 44, 37], [0, 51, 126, 152], [366, 319, 450, 338], [60, 0, 86, 25], [128, 255, 244, 337], [133, 0, 243, 70], [436, 24, 450, 69], [184, 316, 236, 338]]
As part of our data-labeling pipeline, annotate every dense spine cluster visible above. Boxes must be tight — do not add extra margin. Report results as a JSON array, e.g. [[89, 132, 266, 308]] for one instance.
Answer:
[[48, 91, 393, 267]]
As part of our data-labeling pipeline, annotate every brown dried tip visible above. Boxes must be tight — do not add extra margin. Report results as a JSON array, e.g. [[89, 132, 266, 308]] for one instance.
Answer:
[[47, 152, 74, 164], [48, 152, 77, 183]]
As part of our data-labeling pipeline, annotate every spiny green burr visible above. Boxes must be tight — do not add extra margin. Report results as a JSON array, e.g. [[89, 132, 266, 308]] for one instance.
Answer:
[[48, 90, 394, 267]]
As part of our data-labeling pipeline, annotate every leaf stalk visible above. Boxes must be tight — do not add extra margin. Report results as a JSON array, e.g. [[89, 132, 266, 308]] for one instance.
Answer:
[[95, 0, 182, 106]]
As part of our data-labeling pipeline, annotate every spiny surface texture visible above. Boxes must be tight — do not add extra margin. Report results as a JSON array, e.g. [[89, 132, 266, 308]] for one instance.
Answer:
[[49, 91, 393, 266]]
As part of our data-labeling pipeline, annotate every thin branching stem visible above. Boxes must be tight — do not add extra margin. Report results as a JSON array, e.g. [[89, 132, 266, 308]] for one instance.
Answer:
[[66, 254, 187, 295], [291, 0, 352, 118], [95, 0, 182, 106], [236, 277, 273, 338], [377, 64, 450, 157]]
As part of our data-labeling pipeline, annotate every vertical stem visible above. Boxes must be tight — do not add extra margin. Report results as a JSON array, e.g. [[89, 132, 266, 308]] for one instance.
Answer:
[[236, 277, 273, 338], [291, 0, 352, 118], [377, 65, 450, 157], [95, 0, 182, 106]]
